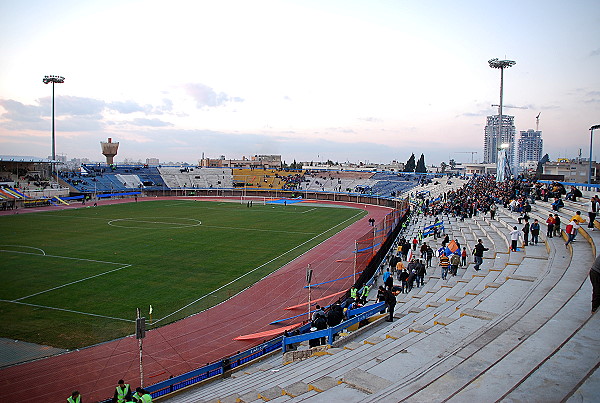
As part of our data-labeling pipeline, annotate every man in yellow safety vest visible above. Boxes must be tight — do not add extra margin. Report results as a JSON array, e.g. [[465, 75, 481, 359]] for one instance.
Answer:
[[113, 379, 132, 403], [67, 390, 81, 403], [133, 387, 152, 403]]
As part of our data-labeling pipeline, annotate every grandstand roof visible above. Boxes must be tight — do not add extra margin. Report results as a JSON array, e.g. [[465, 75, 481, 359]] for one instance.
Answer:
[[0, 155, 53, 163]]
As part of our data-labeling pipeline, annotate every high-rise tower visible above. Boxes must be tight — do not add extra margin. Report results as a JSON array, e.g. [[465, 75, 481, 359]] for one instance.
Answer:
[[517, 129, 543, 169], [483, 114, 516, 170]]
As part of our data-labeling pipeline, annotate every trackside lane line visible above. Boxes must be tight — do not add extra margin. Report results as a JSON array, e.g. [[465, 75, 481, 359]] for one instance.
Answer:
[[153, 210, 365, 325]]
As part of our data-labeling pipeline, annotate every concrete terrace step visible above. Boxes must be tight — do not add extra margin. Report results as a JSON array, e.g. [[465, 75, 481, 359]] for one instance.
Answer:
[[501, 288, 600, 402], [360, 225, 592, 403], [164, 202, 596, 403]]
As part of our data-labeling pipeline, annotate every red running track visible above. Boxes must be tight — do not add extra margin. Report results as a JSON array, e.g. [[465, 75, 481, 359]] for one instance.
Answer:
[[0, 197, 393, 402]]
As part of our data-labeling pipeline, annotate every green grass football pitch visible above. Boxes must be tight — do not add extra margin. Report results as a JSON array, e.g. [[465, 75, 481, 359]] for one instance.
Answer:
[[0, 199, 366, 349]]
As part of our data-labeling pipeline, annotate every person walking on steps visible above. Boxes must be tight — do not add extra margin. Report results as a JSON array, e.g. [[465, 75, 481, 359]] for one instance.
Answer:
[[473, 239, 488, 271], [546, 214, 555, 238], [587, 196, 599, 231], [530, 219, 541, 245], [509, 226, 521, 252], [522, 219, 530, 246], [569, 211, 586, 241], [461, 247, 468, 267], [554, 214, 562, 237], [565, 219, 580, 248], [439, 252, 450, 280]]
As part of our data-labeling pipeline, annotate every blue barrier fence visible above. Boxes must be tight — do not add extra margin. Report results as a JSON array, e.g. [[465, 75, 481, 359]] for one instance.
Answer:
[[97, 301, 386, 402], [282, 302, 386, 353], [98, 327, 308, 402], [96, 191, 141, 198]]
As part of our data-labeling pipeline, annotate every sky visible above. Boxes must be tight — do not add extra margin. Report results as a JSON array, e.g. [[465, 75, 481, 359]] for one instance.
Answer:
[[0, 0, 599, 166]]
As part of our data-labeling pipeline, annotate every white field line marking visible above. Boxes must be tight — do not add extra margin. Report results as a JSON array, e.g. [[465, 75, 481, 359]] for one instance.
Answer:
[[0, 249, 133, 301], [0, 245, 46, 255], [153, 210, 363, 325], [200, 225, 315, 235], [300, 208, 317, 214], [13, 264, 132, 302], [107, 217, 201, 228], [0, 249, 129, 266], [0, 299, 133, 322]]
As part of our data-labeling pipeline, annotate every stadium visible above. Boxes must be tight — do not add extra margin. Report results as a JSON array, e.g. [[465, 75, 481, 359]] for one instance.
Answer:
[[1, 160, 599, 402], [2, 0, 599, 400]]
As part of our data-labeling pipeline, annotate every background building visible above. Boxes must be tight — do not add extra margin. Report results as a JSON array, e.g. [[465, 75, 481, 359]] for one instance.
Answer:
[[199, 154, 283, 169], [542, 158, 596, 183], [483, 115, 516, 172], [517, 129, 543, 173]]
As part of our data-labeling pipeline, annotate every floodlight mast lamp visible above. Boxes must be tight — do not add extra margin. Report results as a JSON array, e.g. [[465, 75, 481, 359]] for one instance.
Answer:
[[590, 124, 600, 190], [42, 75, 65, 162], [488, 59, 515, 177]]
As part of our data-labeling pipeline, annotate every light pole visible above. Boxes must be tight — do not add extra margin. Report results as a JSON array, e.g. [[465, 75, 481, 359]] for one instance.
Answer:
[[488, 59, 515, 175], [590, 125, 600, 190], [43, 75, 65, 183]]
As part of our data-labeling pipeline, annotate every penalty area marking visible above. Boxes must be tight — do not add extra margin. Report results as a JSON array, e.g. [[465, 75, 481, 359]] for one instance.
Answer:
[[12, 264, 132, 302], [108, 217, 202, 229], [0, 299, 134, 322], [0, 248, 134, 302], [0, 245, 46, 255]]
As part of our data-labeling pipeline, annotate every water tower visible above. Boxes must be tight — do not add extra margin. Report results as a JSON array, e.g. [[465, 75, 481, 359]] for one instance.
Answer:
[[101, 138, 119, 164]]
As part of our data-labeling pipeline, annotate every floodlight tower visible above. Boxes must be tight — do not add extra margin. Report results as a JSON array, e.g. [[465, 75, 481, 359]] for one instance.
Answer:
[[43, 75, 65, 179], [590, 124, 600, 190], [488, 58, 516, 177]]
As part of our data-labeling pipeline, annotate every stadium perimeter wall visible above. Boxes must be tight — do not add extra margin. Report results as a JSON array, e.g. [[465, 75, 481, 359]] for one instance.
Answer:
[[143, 188, 405, 210]]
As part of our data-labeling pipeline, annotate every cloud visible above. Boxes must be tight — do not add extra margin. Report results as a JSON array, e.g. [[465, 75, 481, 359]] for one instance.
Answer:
[[38, 95, 106, 116], [108, 100, 152, 114], [183, 83, 244, 108], [0, 99, 45, 123], [154, 98, 173, 114], [358, 117, 382, 123], [55, 116, 105, 132], [590, 48, 600, 57], [459, 108, 494, 118], [130, 118, 173, 127]]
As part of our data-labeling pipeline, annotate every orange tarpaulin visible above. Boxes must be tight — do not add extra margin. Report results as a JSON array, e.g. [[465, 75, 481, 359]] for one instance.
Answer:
[[233, 323, 302, 340], [284, 290, 346, 310]]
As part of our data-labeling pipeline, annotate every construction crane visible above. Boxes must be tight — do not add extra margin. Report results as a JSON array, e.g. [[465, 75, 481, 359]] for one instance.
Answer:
[[455, 151, 478, 163], [536, 112, 541, 131]]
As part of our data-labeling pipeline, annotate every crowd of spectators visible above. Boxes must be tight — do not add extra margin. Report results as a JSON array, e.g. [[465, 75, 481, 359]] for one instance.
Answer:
[[278, 172, 306, 190], [414, 175, 589, 221]]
